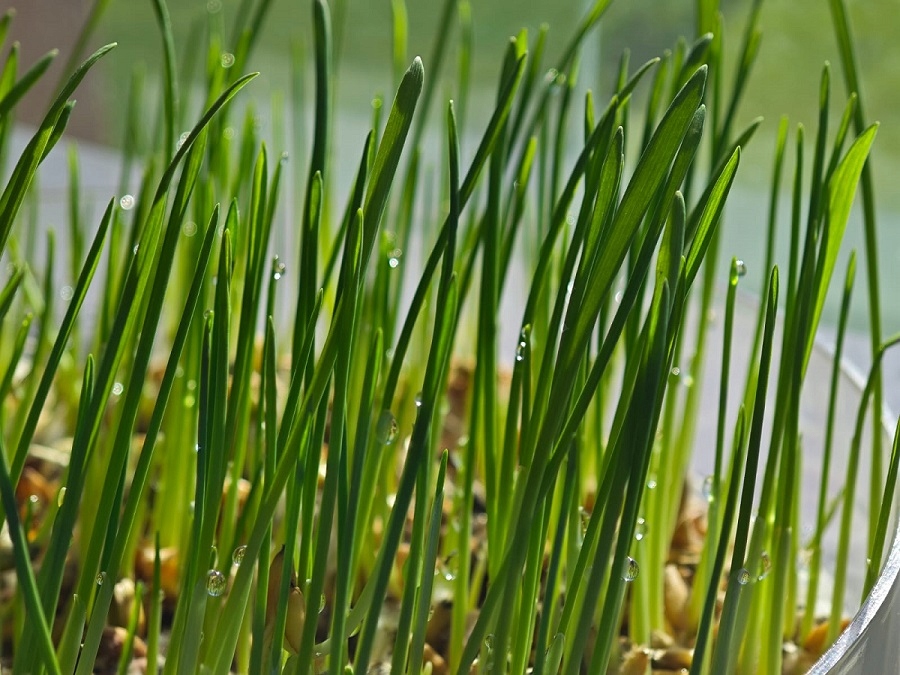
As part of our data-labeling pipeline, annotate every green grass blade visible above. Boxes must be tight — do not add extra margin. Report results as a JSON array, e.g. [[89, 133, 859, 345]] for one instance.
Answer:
[[150, 0, 178, 159], [0, 42, 115, 254], [0, 49, 57, 119], [805, 123, 877, 369]]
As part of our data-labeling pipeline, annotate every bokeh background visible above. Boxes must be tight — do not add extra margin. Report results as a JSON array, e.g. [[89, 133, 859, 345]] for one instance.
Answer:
[[2, 0, 899, 359]]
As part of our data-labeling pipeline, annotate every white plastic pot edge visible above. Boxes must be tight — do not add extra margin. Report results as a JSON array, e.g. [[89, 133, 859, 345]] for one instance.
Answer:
[[807, 343, 899, 674]]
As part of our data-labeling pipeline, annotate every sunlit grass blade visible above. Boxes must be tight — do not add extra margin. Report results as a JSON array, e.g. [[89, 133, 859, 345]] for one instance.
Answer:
[[74, 205, 220, 671], [712, 267, 779, 674], [803, 251, 856, 636], [0, 42, 115, 253], [828, 332, 900, 644]]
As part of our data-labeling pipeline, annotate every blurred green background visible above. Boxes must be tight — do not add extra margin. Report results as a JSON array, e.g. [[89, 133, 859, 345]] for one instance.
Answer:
[[2, 0, 899, 335]]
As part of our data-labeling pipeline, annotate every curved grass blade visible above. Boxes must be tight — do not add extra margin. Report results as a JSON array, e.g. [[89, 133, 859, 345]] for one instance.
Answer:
[[0, 42, 115, 253], [0, 49, 57, 119]]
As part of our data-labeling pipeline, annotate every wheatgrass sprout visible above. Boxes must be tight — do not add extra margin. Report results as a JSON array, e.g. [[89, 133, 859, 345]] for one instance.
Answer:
[[0, 0, 896, 673]]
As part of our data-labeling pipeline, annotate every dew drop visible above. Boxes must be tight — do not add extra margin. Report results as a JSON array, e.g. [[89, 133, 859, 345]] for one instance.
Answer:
[[376, 411, 399, 445], [183, 395, 195, 408], [646, 475, 658, 490], [119, 194, 135, 210], [682, 373, 695, 388], [28, 494, 39, 506], [736, 568, 751, 585], [758, 551, 772, 580], [280, 151, 289, 164], [701, 475, 714, 501], [112, 382, 124, 396], [515, 341, 527, 362], [388, 248, 402, 268], [484, 633, 494, 651], [206, 569, 226, 596], [736, 259, 747, 277], [96, 571, 107, 586], [176, 132, 190, 150], [206, 0, 222, 12], [132, 244, 140, 255], [232, 545, 246, 567], [220, 52, 235, 69], [443, 564, 456, 582], [272, 258, 286, 281], [187, 379, 197, 391], [623, 556, 639, 582], [614, 291, 624, 304], [183, 221, 198, 237], [57, 486, 66, 507], [414, 392, 423, 408], [60, 285, 74, 301], [223, 126, 236, 140], [319, 593, 326, 613], [671, 366, 681, 377], [634, 517, 647, 541]]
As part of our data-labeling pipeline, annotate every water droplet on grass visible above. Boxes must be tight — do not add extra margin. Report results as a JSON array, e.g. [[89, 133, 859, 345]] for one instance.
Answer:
[[220, 52, 235, 69], [388, 248, 402, 268], [736, 259, 747, 277], [634, 517, 647, 541], [176, 132, 189, 150], [207, 569, 226, 596], [623, 557, 639, 581], [702, 475, 714, 501], [112, 382, 124, 396], [119, 194, 135, 210], [671, 366, 681, 377], [414, 392, 423, 408], [272, 258, 286, 281], [232, 545, 246, 567], [206, 0, 222, 12], [57, 487, 66, 507], [736, 568, 751, 585], [60, 285, 74, 301], [376, 411, 398, 445], [319, 594, 326, 613], [96, 572, 106, 586], [646, 475, 658, 490], [183, 221, 198, 237], [516, 340, 527, 362]]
